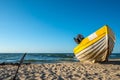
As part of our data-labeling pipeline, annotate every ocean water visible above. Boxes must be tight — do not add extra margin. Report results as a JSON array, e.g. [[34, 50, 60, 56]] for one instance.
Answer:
[[0, 53, 120, 64], [0, 53, 77, 64]]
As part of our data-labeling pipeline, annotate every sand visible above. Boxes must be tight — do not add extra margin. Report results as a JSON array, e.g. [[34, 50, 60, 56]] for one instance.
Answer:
[[0, 59, 120, 80]]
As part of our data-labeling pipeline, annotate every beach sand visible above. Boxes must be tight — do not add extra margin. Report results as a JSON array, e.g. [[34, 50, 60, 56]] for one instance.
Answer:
[[0, 59, 120, 80]]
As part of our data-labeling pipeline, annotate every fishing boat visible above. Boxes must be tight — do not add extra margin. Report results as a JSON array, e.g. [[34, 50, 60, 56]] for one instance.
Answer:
[[73, 25, 115, 63]]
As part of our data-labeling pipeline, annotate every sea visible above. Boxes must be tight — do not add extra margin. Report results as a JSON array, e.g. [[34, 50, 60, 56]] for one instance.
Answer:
[[0, 53, 120, 64]]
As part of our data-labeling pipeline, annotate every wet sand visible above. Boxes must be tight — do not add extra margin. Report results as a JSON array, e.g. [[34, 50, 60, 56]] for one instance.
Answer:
[[0, 59, 120, 80]]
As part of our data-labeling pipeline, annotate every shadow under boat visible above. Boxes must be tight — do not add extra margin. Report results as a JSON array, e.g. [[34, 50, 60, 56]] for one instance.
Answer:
[[99, 59, 120, 65]]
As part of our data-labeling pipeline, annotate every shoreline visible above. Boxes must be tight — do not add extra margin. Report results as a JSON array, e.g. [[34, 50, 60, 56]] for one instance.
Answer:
[[0, 59, 120, 80], [0, 58, 120, 65]]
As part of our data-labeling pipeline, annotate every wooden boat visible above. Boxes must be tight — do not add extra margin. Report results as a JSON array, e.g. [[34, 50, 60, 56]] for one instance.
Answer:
[[73, 25, 115, 63]]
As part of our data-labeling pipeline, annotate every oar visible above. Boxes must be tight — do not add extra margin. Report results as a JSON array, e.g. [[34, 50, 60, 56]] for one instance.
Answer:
[[13, 53, 27, 80]]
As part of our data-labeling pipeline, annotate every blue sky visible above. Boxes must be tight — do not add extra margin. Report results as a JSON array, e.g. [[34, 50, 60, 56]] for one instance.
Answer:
[[0, 0, 120, 53]]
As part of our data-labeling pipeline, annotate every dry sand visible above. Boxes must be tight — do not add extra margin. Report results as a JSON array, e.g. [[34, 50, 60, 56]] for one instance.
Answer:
[[0, 59, 120, 80]]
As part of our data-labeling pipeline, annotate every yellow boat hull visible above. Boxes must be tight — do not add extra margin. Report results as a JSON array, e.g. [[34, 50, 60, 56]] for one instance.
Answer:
[[73, 25, 115, 63]]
